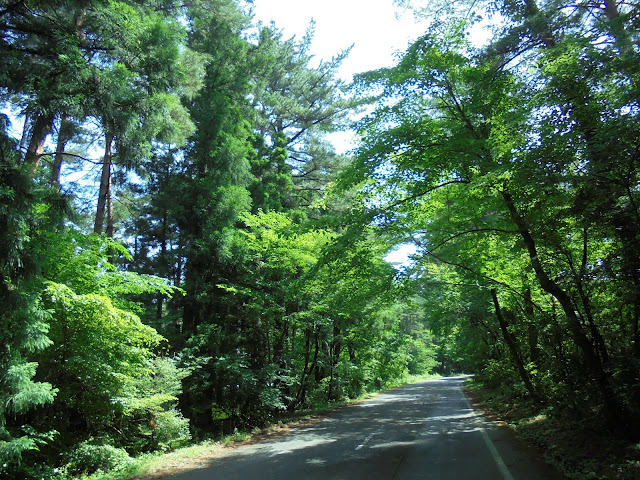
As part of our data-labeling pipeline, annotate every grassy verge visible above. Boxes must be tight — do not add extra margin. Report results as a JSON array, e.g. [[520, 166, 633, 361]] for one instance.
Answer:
[[465, 378, 640, 480], [83, 373, 439, 480]]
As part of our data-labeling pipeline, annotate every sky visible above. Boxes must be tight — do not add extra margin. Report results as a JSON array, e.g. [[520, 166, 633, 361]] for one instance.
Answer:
[[251, 1, 429, 264], [251, 0, 432, 156], [250, 0, 431, 82]]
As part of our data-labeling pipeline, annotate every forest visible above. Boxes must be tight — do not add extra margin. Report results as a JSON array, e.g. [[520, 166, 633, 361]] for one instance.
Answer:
[[1, 0, 639, 479]]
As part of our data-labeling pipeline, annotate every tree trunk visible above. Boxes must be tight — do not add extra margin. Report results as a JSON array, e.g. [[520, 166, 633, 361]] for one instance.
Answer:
[[18, 111, 31, 158], [295, 328, 312, 408], [106, 178, 114, 237], [502, 189, 637, 436], [523, 0, 640, 367], [524, 289, 541, 366], [327, 322, 341, 401], [273, 315, 287, 371], [175, 234, 183, 287], [575, 228, 609, 366], [601, 0, 637, 51], [634, 300, 640, 358], [51, 114, 72, 188], [24, 113, 53, 175], [313, 329, 323, 383], [94, 131, 114, 235], [490, 288, 538, 399], [154, 212, 169, 320]]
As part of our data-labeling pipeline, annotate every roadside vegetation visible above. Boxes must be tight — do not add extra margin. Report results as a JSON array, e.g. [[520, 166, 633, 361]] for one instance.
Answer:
[[468, 377, 640, 480], [44, 374, 438, 480]]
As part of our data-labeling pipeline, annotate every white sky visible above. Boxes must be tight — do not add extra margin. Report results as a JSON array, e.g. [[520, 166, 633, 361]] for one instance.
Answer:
[[251, 1, 430, 264], [251, 0, 434, 156], [250, 0, 431, 82]]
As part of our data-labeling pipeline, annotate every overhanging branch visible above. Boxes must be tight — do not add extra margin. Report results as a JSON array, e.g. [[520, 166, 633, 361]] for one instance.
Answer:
[[431, 227, 520, 253], [411, 237, 547, 314]]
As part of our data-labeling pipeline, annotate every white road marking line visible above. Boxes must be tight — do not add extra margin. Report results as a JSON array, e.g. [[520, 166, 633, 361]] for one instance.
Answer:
[[460, 386, 516, 480], [355, 411, 396, 451], [355, 432, 377, 450]]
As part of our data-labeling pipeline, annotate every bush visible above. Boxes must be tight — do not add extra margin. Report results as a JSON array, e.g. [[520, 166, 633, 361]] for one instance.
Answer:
[[66, 441, 132, 476], [152, 408, 192, 451], [117, 357, 192, 454]]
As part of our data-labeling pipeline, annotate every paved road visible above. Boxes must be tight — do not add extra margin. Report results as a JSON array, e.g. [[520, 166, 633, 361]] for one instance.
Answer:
[[169, 376, 564, 479]]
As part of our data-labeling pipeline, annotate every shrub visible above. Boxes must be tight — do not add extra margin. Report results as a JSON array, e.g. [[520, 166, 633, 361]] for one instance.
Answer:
[[117, 357, 192, 453], [66, 441, 132, 476]]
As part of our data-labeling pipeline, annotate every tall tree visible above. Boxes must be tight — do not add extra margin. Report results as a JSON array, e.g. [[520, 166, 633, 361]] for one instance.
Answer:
[[176, 0, 255, 336], [86, 1, 197, 235], [250, 25, 355, 212], [0, 116, 58, 469]]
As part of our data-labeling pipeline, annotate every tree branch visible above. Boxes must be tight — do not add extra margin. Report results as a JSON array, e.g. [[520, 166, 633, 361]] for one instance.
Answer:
[[409, 235, 548, 313], [383, 179, 471, 212], [430, 227, 520, 253], [40, 151, 104, 165]]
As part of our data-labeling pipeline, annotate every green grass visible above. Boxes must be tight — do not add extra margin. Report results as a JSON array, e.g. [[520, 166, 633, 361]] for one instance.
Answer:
[[75, 435, 257, 480]]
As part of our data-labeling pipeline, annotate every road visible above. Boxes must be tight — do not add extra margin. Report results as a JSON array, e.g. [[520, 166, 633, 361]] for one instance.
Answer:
[[168, 376, 564, 479]]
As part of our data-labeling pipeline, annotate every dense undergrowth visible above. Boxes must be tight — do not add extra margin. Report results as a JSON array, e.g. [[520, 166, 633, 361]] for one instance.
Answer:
[[467, 377, 640, 480]]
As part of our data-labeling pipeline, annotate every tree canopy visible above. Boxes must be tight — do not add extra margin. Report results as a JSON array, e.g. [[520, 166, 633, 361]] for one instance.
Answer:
[[343, 0, 640, 437]]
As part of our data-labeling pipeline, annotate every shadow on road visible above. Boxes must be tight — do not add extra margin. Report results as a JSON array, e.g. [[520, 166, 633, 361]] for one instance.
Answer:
[[167, 376, 563, 480]]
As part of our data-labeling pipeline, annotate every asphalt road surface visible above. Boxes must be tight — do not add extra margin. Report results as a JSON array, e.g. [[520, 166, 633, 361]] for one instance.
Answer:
[[168, 376, 564, 479]]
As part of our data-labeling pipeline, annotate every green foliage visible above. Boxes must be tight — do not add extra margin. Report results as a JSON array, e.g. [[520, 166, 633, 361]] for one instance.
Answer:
[[44, 231, 183, 317], [3, 212, 189, 479], [53, 359, 192, 476], [0, 1, 452, 478], [179, 207, 438, 429], [250, 132, 294, 212], [118, 358, 191, 453], [0, 427, 57, 471], [0, 141, 60, 471], [343, 0, 640, 438], [65, 441, 133, 477], [250, 25, 356, 212]]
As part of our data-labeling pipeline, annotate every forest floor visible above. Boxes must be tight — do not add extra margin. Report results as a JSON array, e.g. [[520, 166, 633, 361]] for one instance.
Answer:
[[465, 381, 640, 480]]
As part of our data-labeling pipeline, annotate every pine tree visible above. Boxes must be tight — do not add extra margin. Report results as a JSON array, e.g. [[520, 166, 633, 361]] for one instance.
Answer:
[[0, 116, 58, 469]]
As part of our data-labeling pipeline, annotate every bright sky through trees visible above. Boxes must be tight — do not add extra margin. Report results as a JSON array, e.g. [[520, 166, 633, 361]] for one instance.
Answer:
[[250, 0, 429, 157], [252, 0, 428, 263], [251, 0, 430, 81]]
